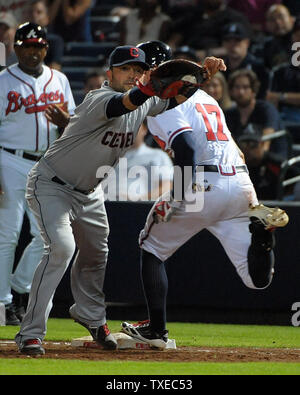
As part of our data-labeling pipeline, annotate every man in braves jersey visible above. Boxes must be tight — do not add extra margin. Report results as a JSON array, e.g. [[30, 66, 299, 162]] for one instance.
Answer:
[[0, 22, 75, 325], [121, 42, 289, 349]]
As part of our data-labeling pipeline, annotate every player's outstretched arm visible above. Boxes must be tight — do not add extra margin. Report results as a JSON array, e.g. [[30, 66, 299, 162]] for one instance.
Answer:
[[106, 72, 154, 118]]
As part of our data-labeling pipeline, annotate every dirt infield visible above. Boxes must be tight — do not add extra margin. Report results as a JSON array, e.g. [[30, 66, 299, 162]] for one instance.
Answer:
[[1, 341, 300, 362]]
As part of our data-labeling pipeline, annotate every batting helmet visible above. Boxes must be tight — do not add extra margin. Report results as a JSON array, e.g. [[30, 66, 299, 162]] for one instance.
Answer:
[[14, 22, 48, 47], [136, 40, 172, 68]]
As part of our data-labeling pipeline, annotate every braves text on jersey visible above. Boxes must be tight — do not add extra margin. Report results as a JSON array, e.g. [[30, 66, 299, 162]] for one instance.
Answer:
[[0, 64, 75, 153]]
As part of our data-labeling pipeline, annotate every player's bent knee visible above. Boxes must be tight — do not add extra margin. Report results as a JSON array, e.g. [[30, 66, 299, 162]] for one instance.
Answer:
[[50, 240, 76, 262]]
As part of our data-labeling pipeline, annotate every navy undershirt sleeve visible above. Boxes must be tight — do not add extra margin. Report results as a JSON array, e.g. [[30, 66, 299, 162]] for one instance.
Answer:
[[171, 131, 197, 200], [106, 88, 150, 119]]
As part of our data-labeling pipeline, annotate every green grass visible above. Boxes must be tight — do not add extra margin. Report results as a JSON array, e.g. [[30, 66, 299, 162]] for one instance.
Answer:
[[1, 319, 300, 348], [1, 360, 300, 375], [1, 319, 300, 375]]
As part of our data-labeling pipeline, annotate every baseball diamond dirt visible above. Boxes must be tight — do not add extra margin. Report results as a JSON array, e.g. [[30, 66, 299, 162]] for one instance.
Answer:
[[1, 341, 300, 362]]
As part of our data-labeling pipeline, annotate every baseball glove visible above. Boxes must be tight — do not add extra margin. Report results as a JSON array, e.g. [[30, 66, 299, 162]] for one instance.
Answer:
[[137, 59, 209, 99]]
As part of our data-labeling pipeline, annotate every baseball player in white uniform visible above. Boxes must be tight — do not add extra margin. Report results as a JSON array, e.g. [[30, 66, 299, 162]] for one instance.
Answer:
[[0, 22, 75, 325], [121, 42, 289, 349], [14, 45, 225, 355]]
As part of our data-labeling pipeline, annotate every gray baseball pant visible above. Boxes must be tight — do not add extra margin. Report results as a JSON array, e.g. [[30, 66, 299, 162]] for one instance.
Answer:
[[15, 161, 109, 343]]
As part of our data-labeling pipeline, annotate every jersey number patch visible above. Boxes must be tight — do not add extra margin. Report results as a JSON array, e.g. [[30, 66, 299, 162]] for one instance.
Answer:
[[196, 103, 228, 142]]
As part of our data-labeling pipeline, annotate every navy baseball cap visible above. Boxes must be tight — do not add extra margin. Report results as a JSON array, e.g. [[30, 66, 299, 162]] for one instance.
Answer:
[[14, 22, 48, 46], [109, 46, 150, 70], [222, 22, 251, 40]]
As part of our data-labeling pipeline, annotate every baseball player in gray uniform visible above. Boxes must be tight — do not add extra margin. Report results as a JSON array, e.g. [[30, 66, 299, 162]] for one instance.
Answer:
[[14, 46, 224, 355]]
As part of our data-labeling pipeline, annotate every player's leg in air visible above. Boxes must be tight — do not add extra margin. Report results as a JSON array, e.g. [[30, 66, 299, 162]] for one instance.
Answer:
[[122, 200, 288, 348]]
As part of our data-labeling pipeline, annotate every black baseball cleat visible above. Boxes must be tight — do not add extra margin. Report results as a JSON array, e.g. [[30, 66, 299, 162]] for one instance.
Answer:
[[5, 303, 21, 326], [19, 339, 45, 356], [69, 306, 117, 350], [121, 321, 168, 349], [248, 204, 289, 230]]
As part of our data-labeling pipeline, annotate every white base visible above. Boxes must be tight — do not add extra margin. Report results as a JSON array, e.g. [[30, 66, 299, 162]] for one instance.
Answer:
[[71, 332, 176, 350]]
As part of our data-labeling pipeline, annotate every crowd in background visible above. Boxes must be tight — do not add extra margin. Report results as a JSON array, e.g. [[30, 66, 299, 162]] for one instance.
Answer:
[[0, 0, 300, 200]]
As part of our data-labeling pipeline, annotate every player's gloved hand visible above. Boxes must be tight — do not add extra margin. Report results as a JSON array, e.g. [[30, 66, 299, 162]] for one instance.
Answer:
[[153, 199, 182, 223]]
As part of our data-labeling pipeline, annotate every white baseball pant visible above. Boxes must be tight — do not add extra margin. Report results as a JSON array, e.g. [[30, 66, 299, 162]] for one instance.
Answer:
[[0, 150, 44, 305], [140, 170, 260, 289]]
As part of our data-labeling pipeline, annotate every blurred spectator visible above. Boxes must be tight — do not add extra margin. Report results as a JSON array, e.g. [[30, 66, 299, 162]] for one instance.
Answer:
[[264, 4, 295, 69], [0, 12, 17, 67], [227, 0, 282, 32], [104, 122, 173, 202], [161, 0, 199, 49], [202, 71, 233, 111], [47, 0, 93, 42], [119, 0, 172, 45], [111, 0, 137, 18], [173, 45, 199, 62], [222, 22, 270, 99], [169, 0, 251, 54], [266, 18, 300, 124], [237, 129, 297, 200], [283, 0, 300, 16], [28, 0, 64, 70], [72, 69, 107, 106], [225, 69, 287, 157], [161, 0, 199, 18], [0, 0, 30, 24], [84, 69, 106, 94]]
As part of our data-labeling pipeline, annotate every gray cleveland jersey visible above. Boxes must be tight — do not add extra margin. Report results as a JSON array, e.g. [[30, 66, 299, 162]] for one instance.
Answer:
[[43, 81, 169, 191]]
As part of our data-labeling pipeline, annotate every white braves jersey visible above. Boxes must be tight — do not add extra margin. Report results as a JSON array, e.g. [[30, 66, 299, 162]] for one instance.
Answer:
[[0, 64, 75, 153], [147, 89, 243, 167]]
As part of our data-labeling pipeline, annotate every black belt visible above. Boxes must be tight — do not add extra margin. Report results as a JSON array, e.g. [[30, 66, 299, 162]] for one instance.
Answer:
[[199, 164, 248, 175], [0, 146, 42, 162], [51, 176, 96, 195]]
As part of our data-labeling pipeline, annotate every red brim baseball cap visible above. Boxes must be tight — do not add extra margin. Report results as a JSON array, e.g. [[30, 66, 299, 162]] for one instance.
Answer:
[[15, 38, 48, 46], [14, 22, 48, 47]]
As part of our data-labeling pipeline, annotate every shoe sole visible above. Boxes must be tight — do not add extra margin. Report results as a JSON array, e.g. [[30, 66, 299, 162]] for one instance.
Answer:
[[249, 206, 289, 230], [20, 347, 45, 356], [99, 337, 118, 350], [122, 323, 167, 349]]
